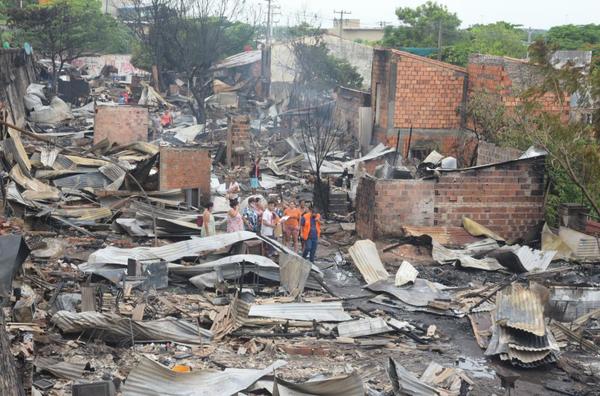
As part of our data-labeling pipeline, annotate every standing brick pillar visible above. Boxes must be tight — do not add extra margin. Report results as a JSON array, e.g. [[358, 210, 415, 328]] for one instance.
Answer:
[[226, 115, 251, 169]]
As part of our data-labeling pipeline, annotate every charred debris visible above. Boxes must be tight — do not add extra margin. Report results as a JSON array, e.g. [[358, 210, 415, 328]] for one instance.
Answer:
[[0, 50, 599, 396]]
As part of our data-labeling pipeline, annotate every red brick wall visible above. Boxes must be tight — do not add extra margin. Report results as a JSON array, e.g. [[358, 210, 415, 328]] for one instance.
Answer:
[[355, 176, 435, 238], [159, 148, 211, 198], [227, 115, 251, 167], [356, 157, 545, 241], [468, 55, 570, 121], [371, 50, 467, 133], [94, 105, 149, 145], [393, 52, 467, 129], [371, 49, 391, 131]]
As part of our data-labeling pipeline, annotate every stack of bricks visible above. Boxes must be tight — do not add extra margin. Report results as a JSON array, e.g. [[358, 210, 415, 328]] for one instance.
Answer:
[[356, 156, 546, 242], [227, 115, 251, 168], [392, 51, 467, 130]]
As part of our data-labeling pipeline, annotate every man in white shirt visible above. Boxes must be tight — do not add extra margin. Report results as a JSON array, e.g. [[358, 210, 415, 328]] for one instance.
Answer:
[[261, 200, 277, 255]]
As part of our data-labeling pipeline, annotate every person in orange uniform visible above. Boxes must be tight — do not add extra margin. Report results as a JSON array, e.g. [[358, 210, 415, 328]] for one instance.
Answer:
[[300, 204, 321, 262], [283, 200, 302, 252]]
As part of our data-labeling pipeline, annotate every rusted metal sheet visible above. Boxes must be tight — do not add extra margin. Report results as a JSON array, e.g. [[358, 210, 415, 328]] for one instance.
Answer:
[[495, 284, 546, 336]]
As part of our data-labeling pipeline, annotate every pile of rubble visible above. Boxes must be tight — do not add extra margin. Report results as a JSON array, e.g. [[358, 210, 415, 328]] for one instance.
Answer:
[[0, 57, 599, 396]]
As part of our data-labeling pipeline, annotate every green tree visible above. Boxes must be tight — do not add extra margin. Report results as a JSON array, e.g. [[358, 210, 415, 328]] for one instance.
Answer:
[[380, 1, 463, 50], [7, 0, 126, 88], [128, 0, 257, 122], [546, 24, 600, 50]]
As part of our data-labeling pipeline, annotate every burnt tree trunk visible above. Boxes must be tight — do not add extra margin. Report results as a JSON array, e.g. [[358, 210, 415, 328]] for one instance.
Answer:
[[0, 310, 24, 395]]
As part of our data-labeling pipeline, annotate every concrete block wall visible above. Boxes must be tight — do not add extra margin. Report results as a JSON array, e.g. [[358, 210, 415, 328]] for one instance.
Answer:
[[159, 147, 211, 199], [94, 105, 149, 145], [356, 157, 545, 241]]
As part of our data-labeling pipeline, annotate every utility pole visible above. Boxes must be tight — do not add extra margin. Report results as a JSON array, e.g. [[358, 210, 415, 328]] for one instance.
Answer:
[[265, 0, 273, 46], [437, 19, 443, 60], [333, 10, 351, 40]]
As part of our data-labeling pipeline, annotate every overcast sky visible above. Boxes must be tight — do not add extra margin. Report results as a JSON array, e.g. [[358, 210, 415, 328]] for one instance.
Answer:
[[270, 0, 600, 30]]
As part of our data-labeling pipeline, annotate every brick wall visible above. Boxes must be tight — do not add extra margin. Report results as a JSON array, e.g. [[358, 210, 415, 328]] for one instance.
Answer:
[[94, 105, 149, 145], [355, 176, 435, 238], [226, 115, 251, 167], [393, 51, 467, 129], [477, 141, 523, 165], [468, 54, 570, 121], [371, 49, 391, 133], [356, 156, 545, 241], [334, 86, 371, 143], [159, 148, 211, 199]]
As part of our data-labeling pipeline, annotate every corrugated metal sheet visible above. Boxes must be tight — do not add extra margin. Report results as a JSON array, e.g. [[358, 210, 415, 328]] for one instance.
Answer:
[[495, 284, 546, 336], [403, 225, 481, 247], [432, 241, 503, 271], [395, 261, 418, 286], [559, 226, 600, 261], [53, 171, 111, 189], [279, 253, 312, 297], [348, 240, 389, 284], [122, 356, 286, 396], [272, 373, 364, 396], [86, 231, 261, 266], [489, 245, 555, 273], [212, 50, 262, 70], [248, 302, 351, 322], [51, 311, 212, 344], [366, 279, 450, 307], [387, 358, 438, 396], [34, 357, 86, 380], [337, 317, 392, 338], [171, 254, 278, 277]]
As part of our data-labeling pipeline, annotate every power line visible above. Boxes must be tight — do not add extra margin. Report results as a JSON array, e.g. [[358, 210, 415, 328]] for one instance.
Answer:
[[333, 9, 351, 39]]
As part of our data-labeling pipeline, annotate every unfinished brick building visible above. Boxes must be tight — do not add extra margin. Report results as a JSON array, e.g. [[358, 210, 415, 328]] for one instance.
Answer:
[[355, 155, 546, 242], [467, 54, 570, 121], [370, 48, 468, 161]]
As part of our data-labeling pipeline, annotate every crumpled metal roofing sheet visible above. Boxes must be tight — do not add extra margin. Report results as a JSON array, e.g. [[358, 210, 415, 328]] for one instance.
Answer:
[[34, 357, 86, 380], [337, 317, 392, 338], [403, 225, 481, 247], [171, 254, 278, 277], [248, 302, 351, 322], [495, 284, 546, 336], [366, 278, 450, 307], [51, 311, 212, 344], [212, 50, 262, 70], [387, 358, 438, 396], [86, 231, 260, 266], [122, 356, 286, 396], [348, 239, 389, 284], [273, 372, 364, 396]]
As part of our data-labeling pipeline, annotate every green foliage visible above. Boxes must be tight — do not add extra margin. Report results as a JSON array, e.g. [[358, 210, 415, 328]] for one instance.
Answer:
[[7, 0, 127, 63], [292, 40, 363, 90], [546, 24, 600, 50], [380, 1, 463, 49], [467, 22, 527, 58]]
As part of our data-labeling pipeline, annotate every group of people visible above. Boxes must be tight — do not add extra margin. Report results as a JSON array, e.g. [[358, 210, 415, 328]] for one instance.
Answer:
[[200, 184, 321, 262]]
